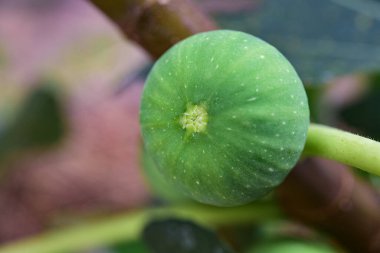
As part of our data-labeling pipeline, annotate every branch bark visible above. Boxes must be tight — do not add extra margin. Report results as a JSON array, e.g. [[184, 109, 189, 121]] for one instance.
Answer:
[[89, 0, 217, 58], [277, 158, 380, 253]]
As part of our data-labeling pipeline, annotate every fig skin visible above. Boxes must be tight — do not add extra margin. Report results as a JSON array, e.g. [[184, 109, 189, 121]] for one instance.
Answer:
[[141, 148, 189, 203], [140, 30, 309, 206]]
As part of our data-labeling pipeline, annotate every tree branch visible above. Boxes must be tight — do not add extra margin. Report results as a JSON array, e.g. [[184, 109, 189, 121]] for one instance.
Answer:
[[277, 158, 380, 253], [89, 0, 217, 58]]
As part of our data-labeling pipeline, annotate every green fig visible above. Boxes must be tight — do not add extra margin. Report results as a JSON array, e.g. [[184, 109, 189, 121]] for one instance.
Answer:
[[140, 30, 309, 206]]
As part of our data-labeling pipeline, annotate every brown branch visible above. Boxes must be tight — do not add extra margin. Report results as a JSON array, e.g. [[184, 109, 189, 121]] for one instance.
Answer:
[[89, 0, 217, 58], [277, 158, 380, 253]]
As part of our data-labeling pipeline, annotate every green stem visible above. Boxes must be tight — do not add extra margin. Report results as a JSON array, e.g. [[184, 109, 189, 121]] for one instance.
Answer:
[[304, 123, 380, 176], [0, 202, 279, 253]]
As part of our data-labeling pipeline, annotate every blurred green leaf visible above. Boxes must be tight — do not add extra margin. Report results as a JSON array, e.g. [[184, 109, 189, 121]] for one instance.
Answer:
[[246, 239, 337, 253], [111, 240, 150, 253], [0, 46, 5, 67], [245, 221, 340, 253], [212, 0, 380, 83], [143, 218, 234, 253], [0, 84, 65, 164]]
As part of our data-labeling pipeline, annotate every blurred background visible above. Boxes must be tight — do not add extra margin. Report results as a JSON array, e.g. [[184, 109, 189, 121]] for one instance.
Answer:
[[0, 0, 151, 242], [1, 0, 380, 252]]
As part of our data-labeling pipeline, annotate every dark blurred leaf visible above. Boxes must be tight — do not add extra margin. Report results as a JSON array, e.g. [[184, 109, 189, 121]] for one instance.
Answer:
[[339, 73, 380, 141], [111, 240, 150, 253], [305, 85, 326, 123], [211, 0, 380, 83], [143, 218, 234, 253], [0, 84, 65, 163]]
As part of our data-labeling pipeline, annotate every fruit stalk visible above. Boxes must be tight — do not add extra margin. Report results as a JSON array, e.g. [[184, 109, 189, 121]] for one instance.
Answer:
[[305, 123, 380, 175]]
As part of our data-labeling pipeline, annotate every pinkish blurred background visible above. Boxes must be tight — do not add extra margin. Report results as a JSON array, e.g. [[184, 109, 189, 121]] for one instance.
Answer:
[[0, 0, 152, 242]]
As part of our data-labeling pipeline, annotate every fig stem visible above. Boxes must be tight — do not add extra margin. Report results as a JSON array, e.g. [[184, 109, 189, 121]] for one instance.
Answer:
[[0, 202, 280, 253], [304, 123, 380, 176]]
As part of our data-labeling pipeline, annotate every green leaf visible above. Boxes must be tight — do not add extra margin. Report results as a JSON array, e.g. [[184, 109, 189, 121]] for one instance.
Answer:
[[246, 239, 337, 253], [0, 84, 65, 163], [0, 45, 5, 68], [143, 218, 235, 253], [212, 0, 380, 83], [111, 240, 150, 253]]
